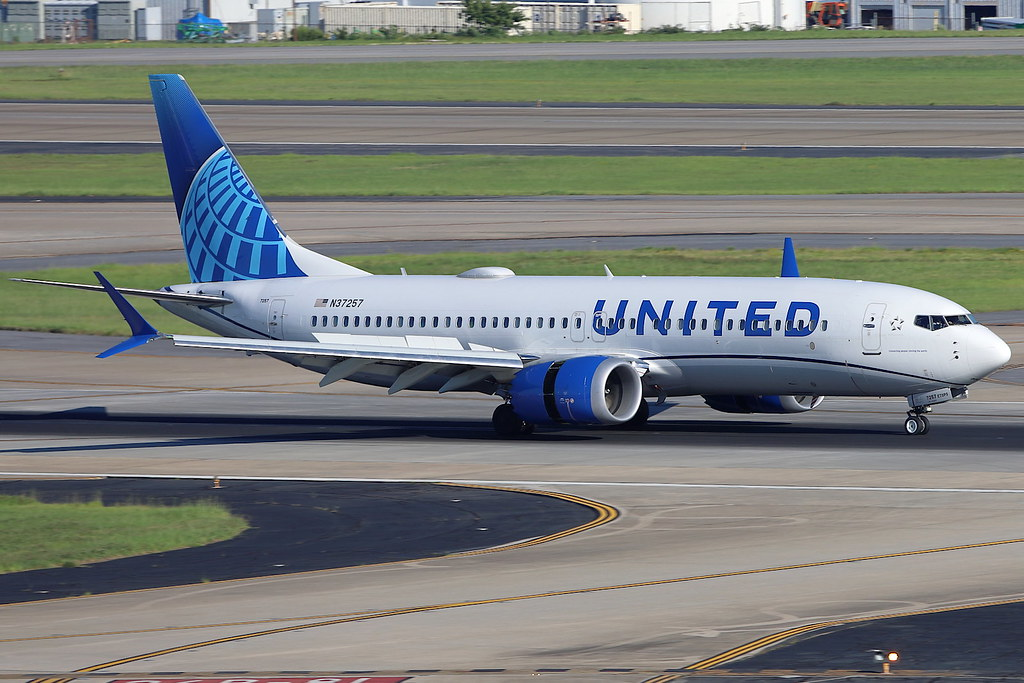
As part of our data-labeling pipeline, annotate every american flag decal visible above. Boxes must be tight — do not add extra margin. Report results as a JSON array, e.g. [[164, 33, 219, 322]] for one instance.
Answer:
[[314, 298, 329, 307]]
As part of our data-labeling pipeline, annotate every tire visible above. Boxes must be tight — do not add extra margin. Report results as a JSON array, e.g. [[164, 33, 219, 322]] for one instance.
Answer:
[[615, 398, 650, 429], [917, 415, 930, 435], [493, 403, 528, 437], [904, 415, 921, 435]]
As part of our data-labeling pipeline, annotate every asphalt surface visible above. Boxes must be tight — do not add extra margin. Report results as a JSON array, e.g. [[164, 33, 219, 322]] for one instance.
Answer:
[[8, 102, 1024, 156], [0, 477, 597, 604], [1, 328, 1023, 679], [731, 602, 1024, 675], [6, 194, 1024, 269], [4, 37, 1024, 66], [9, 231, 1024, 271], [9, 140, 1024, 158]]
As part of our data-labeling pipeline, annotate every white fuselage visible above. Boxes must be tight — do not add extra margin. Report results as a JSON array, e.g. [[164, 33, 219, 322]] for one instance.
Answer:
[[161, 273, 1010, 398]]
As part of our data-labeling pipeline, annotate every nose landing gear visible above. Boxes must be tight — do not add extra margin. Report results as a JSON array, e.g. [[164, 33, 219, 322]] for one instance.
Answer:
[[904, 411, 930, 435], [903, 387, 967, 436]]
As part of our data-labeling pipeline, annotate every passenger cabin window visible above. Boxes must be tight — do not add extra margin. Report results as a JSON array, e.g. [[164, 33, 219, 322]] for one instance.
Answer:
[[310, 316, 317, 327]]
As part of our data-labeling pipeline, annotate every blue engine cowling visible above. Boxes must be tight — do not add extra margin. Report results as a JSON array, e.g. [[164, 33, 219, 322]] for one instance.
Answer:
[[702, 394, 824, 414], [510, 356, 643, 425]]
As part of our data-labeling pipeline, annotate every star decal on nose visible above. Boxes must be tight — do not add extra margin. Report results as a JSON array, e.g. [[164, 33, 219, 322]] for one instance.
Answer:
[[890, 317, 904, 331]]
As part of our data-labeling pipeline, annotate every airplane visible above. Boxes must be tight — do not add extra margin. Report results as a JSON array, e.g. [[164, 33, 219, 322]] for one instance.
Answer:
[[14, 74, 1012, 437]]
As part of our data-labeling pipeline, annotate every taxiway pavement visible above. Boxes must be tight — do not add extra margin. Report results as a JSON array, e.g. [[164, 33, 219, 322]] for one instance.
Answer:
[[4, 38, 1024, 66], [6, 102, 1024, 149], [4, 194, 1024, 267], [0, 328, 1022, 680]]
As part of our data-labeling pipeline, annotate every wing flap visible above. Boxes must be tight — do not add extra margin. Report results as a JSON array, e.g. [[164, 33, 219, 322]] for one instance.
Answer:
[[169, 334, 524, 369]]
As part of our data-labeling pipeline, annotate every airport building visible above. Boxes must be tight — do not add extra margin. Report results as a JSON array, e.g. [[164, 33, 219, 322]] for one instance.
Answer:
[[2, 0, 1023, 42]]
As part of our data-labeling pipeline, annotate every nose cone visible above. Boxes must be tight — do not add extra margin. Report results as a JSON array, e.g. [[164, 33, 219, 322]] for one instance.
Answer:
[[970, 329, 1012, 379]]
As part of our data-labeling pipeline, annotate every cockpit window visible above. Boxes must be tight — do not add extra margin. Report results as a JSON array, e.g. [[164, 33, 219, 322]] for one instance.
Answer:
[[914, 314, 977, 331]]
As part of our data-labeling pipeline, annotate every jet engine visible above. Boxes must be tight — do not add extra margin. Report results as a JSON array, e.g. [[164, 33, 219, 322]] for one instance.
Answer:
[[702, 394, 824, 414], [510, 356, 643, 425]]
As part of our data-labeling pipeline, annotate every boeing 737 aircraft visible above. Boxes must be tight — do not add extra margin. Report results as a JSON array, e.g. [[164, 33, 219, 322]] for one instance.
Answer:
[[16, 74, 1012, 436]]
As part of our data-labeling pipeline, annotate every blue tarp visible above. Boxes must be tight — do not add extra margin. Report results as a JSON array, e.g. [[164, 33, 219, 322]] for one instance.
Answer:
[[177, 12, 226, 41]]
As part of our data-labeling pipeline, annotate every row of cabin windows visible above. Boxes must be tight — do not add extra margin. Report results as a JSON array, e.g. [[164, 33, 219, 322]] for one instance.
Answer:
[[312, 315, 571, 330], [309, 314, 829, 333]]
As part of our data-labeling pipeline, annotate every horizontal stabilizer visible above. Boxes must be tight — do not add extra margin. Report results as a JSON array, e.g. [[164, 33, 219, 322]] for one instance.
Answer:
[[11, 278, 232, 306]]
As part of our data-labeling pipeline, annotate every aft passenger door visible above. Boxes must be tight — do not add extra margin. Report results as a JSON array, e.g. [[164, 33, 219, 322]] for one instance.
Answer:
[[267, 298, 286, 338], [861, 302, 885, 355]]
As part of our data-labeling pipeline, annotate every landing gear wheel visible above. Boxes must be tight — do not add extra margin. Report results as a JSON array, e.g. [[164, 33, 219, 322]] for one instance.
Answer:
[[616, 398, 650, 429], [492, 403, 532, 437], [904, 414, 929, 436], [917, 414, 930, 435]]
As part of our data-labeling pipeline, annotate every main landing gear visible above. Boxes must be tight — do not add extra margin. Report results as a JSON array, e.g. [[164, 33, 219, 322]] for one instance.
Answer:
[[492, 403, 534, 437], [614, 398, 650, 430]]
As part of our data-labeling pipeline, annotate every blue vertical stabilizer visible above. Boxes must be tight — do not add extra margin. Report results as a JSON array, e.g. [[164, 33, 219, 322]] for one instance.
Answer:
[[150, 74, 365, 283]]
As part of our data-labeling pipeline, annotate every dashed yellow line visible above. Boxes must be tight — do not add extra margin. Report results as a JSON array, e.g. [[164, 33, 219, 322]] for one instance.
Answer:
[[29, 535, 1024, 677]]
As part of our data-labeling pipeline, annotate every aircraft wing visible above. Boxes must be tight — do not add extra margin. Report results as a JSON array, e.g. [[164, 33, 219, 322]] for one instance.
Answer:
[[88, 270, 522, 394], [169, 334, 523, 394], [170, 334, 522, 367]]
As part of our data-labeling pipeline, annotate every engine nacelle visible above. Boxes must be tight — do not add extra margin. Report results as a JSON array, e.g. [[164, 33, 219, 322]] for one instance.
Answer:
[[510, 356, 643, 426], [702, 394, 824, 414]]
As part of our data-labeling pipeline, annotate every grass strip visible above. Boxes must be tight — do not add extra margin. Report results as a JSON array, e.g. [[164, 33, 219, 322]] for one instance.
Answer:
[[0, 494, 248, 574], [4, 248, 1021, 337], [5, 56, 1024, 104], [6, 154, 1024, 196]]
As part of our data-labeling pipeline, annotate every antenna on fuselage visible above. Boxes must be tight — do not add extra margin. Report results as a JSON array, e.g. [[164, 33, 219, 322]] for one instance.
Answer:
[[781, 237, 800, 278]]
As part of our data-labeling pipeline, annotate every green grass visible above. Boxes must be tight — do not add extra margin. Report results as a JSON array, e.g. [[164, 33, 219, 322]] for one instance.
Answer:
[[4, 248, 1022, 337], [5, 55, 1024, 104], [0, 493, 248, 573], [6, 154, 1024, 197], [3, 263, 206, 335]]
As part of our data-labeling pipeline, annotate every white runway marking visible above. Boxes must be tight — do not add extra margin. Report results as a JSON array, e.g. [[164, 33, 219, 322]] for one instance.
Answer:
[[3, 471, 1024, 495]]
